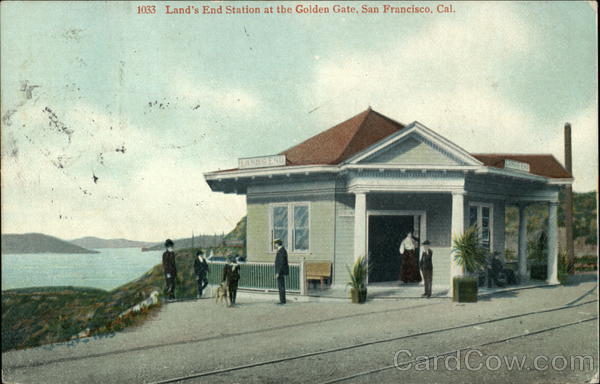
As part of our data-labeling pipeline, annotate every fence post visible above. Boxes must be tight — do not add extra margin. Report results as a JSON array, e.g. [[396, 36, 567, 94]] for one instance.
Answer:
[[300, 256, 306, 296]]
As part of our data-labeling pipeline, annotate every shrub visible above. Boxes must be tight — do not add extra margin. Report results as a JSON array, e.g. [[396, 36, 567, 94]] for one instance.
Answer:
[[347, 256, 368, 291], [557, 249, 569, 285], [452, 226, 487, 275]]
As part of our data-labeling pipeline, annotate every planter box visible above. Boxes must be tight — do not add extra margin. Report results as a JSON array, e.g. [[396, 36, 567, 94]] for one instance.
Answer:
[[530, 264, 547, 280], [453, 277, 478, 303], [350, 288, 367, 304]]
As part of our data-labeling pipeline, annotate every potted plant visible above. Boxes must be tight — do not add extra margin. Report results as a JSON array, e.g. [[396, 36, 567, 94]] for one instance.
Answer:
[[347, 256, 368, 303], [452, 226, 487, 302], [528, 231, 547, 280]]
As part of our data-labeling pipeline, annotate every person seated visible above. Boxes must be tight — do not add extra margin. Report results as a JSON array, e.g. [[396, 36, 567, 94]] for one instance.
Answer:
[[488, 253, 517, 287]]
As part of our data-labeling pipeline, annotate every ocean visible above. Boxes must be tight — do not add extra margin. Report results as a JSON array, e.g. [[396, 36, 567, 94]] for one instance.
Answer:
[[1, 248, 163, 291]]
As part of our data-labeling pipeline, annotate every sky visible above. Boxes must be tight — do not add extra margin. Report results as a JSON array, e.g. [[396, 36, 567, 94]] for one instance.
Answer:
[[1, 1, 597, 241]]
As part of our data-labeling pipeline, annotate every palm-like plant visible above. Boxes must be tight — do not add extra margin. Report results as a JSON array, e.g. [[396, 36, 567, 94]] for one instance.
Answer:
[[452, 225, 487, 275], [347, 255, 368, 290]]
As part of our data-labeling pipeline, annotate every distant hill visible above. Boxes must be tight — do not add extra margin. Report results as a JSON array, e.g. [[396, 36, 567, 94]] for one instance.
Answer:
[[1, 233, 99, 254], [145, 233, 225, 251], [69, 237, 156, 249]]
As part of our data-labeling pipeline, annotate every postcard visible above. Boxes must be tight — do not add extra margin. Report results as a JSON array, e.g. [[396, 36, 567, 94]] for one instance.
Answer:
[[1, 1, 598, 383]]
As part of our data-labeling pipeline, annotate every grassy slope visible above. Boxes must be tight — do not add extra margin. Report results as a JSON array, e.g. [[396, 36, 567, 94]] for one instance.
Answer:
[[1, 223, 246, 353], [2, 215, 247, 352]]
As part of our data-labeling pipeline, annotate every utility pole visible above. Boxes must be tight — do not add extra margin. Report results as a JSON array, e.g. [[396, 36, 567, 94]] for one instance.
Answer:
[[564, 123, 575, 273]]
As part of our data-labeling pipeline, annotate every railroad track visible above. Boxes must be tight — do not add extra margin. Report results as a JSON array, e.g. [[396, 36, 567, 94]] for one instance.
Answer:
[[147, 299, 598, 384], [5, 300, 449, 370]]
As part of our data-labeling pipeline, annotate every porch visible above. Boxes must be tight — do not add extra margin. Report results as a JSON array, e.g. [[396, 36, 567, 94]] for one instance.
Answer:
[[348, 183, 561, 297], [302, 279, 550, 301]]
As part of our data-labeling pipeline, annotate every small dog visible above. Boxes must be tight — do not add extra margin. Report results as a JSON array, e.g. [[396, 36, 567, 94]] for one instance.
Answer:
[[214, 282, 230, 306]]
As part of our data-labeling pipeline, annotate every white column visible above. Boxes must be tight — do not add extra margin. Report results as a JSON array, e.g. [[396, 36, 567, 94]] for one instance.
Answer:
[[546, 202, 559, 284], [450, 191, 465, 296], [353, 192, 367, 262], [518, 204, 528, 282]]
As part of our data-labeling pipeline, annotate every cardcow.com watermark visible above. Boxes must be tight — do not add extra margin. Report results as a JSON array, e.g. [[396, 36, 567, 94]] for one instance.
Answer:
[[393, 349, 595, 372]]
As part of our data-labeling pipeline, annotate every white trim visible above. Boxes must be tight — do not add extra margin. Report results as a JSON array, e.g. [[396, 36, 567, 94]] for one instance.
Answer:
[[475, 167, 547, 182], [268, 201, 311, 254], [205, 165, 338, 180], [547, 178, 574, 185], [205, 163, 566, 187], [205, 159, 567, 190], [349, 185, 466, 194], [345, 164, 479, 171], [344, 122, 483, 166]]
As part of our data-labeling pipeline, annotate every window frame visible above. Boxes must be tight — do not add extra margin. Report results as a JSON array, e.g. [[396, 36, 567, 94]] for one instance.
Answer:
[[468, 202, 494, 252], [268, 202, 311, 253]]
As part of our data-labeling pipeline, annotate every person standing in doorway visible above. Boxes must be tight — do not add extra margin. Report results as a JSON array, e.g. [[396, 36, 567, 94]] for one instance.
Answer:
[[399, 232, 421, 283], [419, 240, 433, 298], [274, 238, 289, 305], [194, 250, 209, 299], [162, 239, 177, 300]]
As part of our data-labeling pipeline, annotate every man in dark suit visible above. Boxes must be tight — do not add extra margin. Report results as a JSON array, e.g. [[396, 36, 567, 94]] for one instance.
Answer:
[[274, 238, 289, 305], [194, 250, 209, 299], [222, 255, 241, 306], [419, 240, 433, 298], [162, 239, 177, 300]]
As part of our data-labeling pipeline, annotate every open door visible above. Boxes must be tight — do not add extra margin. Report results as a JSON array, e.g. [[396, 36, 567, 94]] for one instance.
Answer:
[[368, 215, 414, 283]]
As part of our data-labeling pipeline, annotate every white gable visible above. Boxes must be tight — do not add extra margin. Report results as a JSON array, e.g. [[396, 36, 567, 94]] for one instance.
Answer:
[[345, 122, 483, 167], [360, 135, 460, 165]]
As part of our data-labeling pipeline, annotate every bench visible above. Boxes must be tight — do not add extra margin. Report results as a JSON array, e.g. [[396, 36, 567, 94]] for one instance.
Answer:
[[305, 262, 332, 289]]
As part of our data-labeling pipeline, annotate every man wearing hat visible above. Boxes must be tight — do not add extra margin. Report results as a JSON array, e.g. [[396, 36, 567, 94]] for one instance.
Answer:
[[419, 240, 433, 298], [193, 250, 209, 299], [273, 238, 289, 305], [162, 239, 177, 300], [222, 255, 240, 306]]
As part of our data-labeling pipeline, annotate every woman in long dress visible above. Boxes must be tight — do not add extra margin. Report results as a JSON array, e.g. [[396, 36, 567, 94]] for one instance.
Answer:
[[399, 232, 422, 283]]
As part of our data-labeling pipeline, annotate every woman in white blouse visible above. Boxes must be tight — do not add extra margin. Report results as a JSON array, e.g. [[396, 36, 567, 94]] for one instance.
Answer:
[[399, 232, 422, 283]]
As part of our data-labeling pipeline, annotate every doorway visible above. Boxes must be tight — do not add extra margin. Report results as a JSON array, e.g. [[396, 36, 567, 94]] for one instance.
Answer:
[[368, 215, 415, 283]]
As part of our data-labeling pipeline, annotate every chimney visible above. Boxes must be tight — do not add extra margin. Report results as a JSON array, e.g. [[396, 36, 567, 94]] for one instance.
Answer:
[[564, 123, 572, 173], [563, 122, 575, 273]]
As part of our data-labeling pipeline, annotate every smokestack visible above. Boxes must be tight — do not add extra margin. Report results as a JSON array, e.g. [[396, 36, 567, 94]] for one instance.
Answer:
[[564, 123, 572, 173], [563, 122, 575, 273]]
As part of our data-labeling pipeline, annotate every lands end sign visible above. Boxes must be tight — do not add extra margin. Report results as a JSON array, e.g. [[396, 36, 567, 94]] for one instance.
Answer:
[[504, 159, 530, 173], [239, 155, 287, 169]]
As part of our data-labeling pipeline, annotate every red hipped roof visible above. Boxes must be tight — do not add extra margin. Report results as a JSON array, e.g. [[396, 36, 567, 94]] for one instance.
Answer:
[[280, 107, 405, 165], [212, 108, 572, 180], [472, 154, 572, 179]]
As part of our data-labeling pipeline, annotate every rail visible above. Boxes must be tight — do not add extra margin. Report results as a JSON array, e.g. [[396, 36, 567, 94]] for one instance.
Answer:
[[207, 260, 305, 294]]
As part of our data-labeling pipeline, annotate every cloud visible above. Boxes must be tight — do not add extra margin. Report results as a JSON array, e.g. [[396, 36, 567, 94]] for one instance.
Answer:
[[170, 74, 261, 113], [1, 98, 249, 240], [304, 3, 596, 191]]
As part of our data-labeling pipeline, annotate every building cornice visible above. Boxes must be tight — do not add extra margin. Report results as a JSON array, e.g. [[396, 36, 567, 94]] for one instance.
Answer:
[[204, 163, 570, 194]]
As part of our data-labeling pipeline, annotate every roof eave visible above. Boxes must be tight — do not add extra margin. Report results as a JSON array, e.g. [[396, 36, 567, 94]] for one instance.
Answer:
[[476, 166, 571, 184]]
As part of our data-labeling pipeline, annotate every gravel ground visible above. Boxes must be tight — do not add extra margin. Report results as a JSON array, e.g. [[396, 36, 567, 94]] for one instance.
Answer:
[[2, 275, 598, 384]]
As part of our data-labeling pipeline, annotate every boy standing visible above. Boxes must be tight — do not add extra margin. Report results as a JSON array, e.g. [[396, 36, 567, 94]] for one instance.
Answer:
[[162, 239, 177, 300]]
